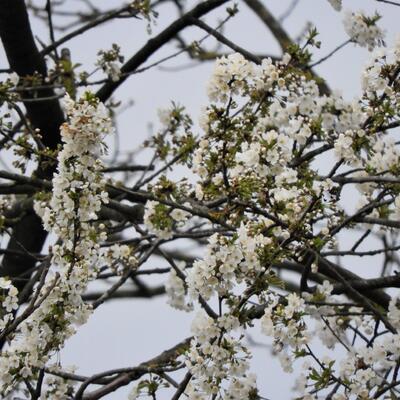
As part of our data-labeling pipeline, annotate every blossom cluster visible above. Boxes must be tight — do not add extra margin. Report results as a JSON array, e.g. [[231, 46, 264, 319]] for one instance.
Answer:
[[143, 200, 190, 240], [0, 277, 18, 330], [0, 93, 136, 395], [145, 36, 400, 398], [286, 283, 400, 399], [343, 10, 385, 51], [261, 293, 309, 372], [185, 312, 257, 400], [165, 261, 193, 311], [96, 44, 124, 82], [186, 225, 271, 302]]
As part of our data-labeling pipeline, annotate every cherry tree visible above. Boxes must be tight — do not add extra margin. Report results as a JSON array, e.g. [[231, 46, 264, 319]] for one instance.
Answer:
[[0, 0, 400, 399]]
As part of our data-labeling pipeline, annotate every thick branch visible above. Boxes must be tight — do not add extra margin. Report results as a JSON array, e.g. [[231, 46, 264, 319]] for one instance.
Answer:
[[243, 0, 292, 52], [0, 0, 64, 151], [81, 337, 191, 399], [0, 1, 63, 288], [96, 0, 229, 102]]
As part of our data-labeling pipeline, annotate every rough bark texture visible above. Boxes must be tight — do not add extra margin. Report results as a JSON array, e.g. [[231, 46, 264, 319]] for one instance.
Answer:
[[0, 0, 64, 284]]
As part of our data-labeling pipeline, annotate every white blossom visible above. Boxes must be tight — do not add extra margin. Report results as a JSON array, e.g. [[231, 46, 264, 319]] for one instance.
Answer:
[[343, 10, 385, 51]]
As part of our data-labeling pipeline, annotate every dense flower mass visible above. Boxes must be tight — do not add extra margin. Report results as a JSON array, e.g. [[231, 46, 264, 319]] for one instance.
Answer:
[[0, 94, 137, 395], [144, 35, 400, 398], [186, 312, 257, 400], [343, 10, 385, 50]]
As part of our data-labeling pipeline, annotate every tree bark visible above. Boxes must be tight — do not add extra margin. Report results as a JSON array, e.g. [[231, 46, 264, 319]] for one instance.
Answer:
[[0, 0, 64, 285]]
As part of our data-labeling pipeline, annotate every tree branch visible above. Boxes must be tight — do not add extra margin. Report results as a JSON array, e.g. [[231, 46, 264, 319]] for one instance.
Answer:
[[96, 0, 229, 102]]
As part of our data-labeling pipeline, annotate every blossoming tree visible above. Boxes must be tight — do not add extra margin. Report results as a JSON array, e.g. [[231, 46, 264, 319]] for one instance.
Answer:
[[0, 0, 400, 399]]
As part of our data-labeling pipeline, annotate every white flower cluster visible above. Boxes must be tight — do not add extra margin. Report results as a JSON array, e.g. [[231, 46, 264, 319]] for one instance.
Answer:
[[291, 282, 400, 398], [362, 54, 391, 95], [369, 136, 400, 173], [359, 39, 400, 180], [334, 130, 354, 162], [183, 46, 400, 397], [261, 293, 309, 372], [197, 41, 400, 225], [103, 61, 122, 82], [195, 53, 357, 239], [206, 53, 290, 104], [37, 94, 111, 243], [165, 261, 193, 311], [139, 36, 400, 397], [185, 311, 257, 400], [0, 277, 18, 330], [187, 226, 271, 301], [143, 200, 190, 240], [343, 10, 385, 51], [207, 53, 254, 103], [330, 329, 400, 399], [96, 45, 123, 82], [0, 94, 136, 395], [40, 369, 76, 399], [103, 242, 136, 275]]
